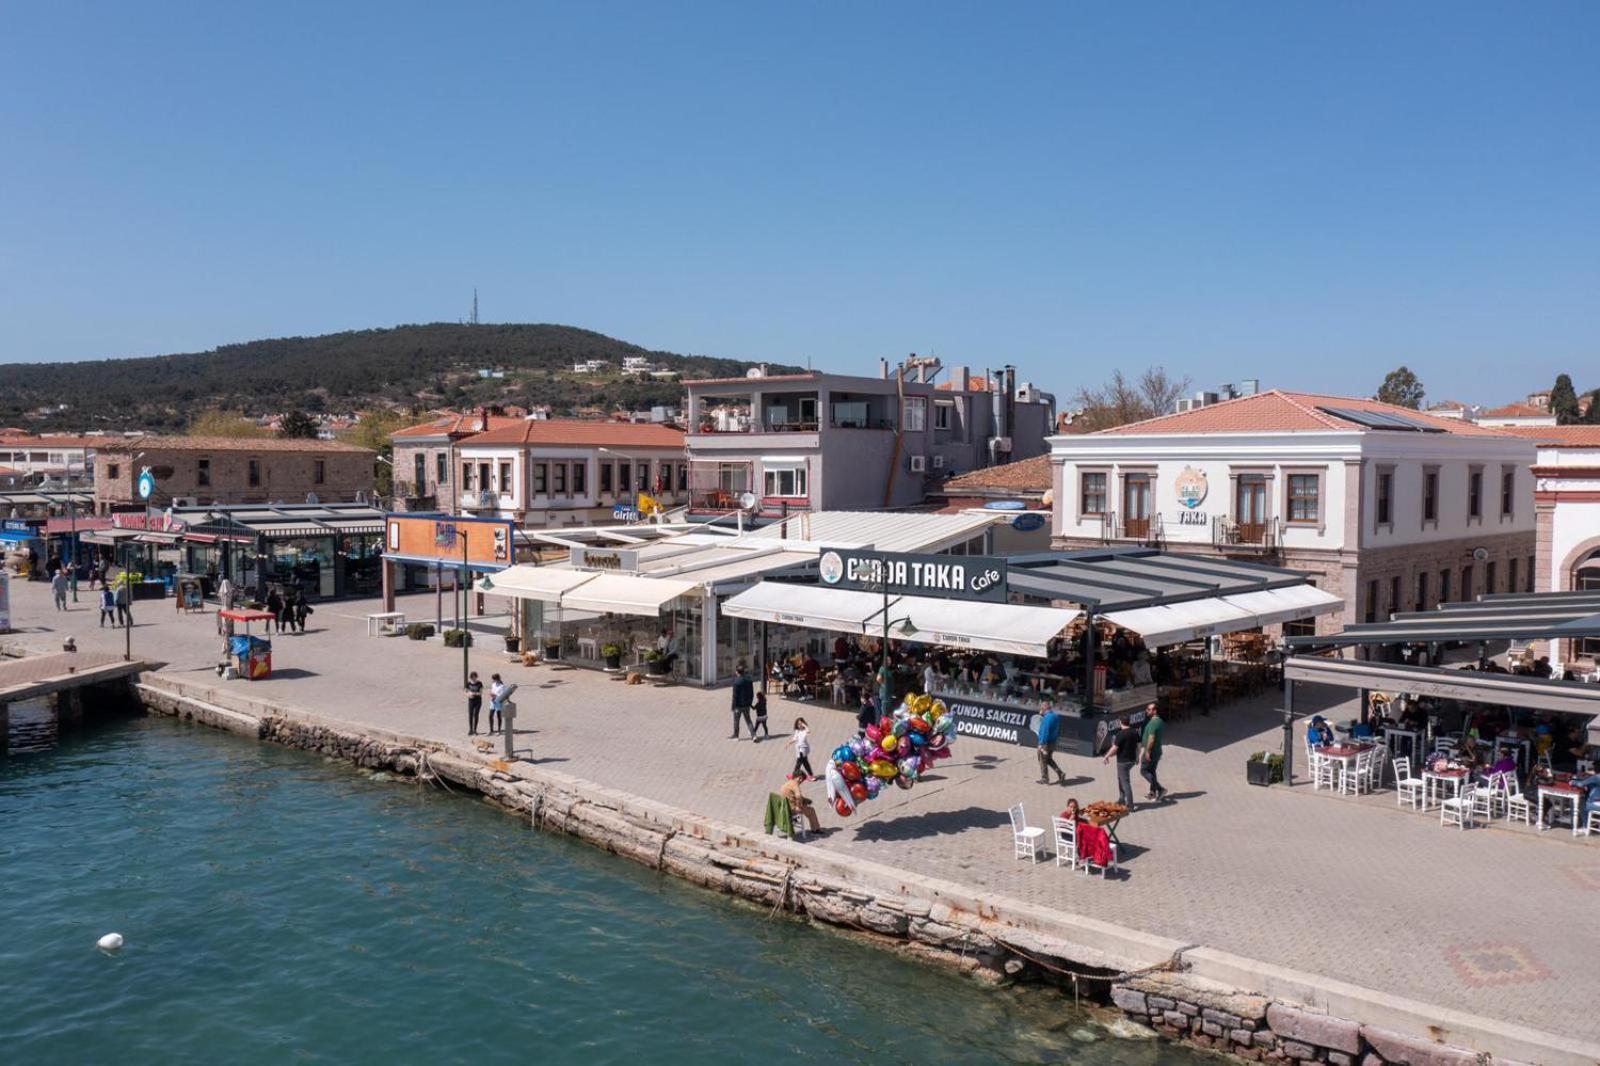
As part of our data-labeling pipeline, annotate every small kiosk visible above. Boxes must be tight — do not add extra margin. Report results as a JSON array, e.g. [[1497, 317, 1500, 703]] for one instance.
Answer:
[[219, 608, 276, 679]]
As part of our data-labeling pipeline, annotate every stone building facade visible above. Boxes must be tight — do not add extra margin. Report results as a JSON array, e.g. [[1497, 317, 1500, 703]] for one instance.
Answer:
[[92, 436, 375, 513], [1048, 391, 1537, 634], [390, 410, 528, 512]]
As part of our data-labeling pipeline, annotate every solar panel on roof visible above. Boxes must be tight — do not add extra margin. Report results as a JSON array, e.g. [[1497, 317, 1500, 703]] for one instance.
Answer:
[[1317, 405, 1445, 433]]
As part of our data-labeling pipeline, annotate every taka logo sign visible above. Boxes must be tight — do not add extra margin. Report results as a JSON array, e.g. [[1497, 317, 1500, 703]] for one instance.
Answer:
[[1174, 466, 1209, 509]]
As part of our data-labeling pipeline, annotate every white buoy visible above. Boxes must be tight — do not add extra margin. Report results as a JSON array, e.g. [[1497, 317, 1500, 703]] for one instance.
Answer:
[[96, 933, 124, 952]]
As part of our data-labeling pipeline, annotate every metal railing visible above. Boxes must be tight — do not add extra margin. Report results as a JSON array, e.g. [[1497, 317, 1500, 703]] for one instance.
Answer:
[[1213, 515, 1280, 553], [459, 490, 500, 511]]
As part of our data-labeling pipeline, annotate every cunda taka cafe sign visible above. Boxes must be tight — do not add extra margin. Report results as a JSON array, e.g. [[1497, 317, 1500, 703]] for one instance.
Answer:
[[818, 549, 1007, 603]]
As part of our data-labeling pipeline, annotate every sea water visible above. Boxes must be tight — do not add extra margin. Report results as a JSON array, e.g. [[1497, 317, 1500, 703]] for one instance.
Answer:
[[0, 711, 1205, 1064]]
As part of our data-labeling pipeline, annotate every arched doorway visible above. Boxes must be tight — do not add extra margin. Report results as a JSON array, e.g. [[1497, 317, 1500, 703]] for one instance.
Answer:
[[1575, 548, 1600, 663]]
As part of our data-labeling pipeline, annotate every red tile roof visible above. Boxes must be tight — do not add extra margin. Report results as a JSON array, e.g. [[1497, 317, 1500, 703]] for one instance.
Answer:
[[1478, 402, 1550, 418], [97, 435, 373, 454], [0, 433, 101, 447], [1498, 425, 1600, 447], [458, 420, 686, 448], [392, 413, 527, 438], [1093, 390, 1511, 437], [940, 454, 1052, 494]]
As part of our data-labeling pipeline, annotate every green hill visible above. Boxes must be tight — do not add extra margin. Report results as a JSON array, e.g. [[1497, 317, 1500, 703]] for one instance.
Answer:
[[1, 323, 800, 431]]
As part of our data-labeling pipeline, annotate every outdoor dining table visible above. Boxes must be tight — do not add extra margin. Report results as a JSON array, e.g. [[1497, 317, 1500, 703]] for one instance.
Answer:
[[1422, 767, 1470, 811], [1318, 743, 1375, 794], [1538, 783, 1584, 837], [1384, 728, 1422, 763]]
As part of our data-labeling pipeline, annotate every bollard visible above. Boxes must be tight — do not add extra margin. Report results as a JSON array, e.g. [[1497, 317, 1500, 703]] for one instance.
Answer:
[[501, 700, 516, 759]]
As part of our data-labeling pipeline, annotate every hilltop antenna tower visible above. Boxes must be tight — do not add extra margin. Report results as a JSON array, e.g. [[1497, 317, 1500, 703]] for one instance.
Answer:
[[470, 288, 480, 326]]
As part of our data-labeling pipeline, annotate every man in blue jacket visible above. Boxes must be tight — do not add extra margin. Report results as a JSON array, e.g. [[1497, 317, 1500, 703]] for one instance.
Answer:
[[730, 663, 756, 739], [1036, 704, 1067, 785]]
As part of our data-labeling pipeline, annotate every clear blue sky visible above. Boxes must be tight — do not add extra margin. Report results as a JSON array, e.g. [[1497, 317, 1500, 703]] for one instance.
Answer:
[[2, 2, 1596, 404]]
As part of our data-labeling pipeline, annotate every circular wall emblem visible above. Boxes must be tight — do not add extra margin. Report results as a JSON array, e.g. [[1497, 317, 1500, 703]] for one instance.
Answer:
[[1174, 465, 1208, 509], [819, 550, 844, 585], [137, 469, 155, 501]]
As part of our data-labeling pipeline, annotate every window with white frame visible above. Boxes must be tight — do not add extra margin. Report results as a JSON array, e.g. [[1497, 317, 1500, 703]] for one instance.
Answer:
[[934, 401, 953, 431], [902, 397, 927, 432], [763, 463, 808, 498]]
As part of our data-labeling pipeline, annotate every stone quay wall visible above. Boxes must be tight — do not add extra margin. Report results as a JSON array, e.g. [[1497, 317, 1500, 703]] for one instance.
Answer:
[[135, 673, 1583, 1066]]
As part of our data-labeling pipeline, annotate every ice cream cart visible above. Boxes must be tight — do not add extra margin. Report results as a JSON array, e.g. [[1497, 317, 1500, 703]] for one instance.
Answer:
[[219, 608, 275, 680]]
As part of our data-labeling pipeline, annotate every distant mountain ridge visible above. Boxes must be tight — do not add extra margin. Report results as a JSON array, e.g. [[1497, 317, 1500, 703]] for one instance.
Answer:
[[0, 323, 800, 432]]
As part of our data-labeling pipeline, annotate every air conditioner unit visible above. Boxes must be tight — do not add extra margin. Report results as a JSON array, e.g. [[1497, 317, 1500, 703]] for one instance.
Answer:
[[909, 455, 927, 473], [932, 455, 946, 469], [1175, 398, 1196, 413]]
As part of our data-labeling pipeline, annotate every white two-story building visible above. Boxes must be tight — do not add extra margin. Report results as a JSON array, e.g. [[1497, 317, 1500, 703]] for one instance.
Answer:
[[1509, 426, 1600, 670], [1049, 390, 1537, 632], [455, 420, 687, 528]]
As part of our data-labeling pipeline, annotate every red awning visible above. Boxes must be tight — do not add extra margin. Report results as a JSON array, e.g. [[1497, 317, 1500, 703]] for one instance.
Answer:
[[219, 609, 276, 623]]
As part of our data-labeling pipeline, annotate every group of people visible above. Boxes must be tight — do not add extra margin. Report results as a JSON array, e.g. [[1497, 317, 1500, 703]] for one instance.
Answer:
[[263, 585, 313, 635], [463, 672, 514, 736]]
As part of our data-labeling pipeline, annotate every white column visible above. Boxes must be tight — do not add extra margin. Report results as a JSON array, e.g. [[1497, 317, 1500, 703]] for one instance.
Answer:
[[701, 593, 719, 685]]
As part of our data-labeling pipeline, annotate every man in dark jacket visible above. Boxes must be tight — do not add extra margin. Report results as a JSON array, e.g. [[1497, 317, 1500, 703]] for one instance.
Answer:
[[730, 663, 755, 739]]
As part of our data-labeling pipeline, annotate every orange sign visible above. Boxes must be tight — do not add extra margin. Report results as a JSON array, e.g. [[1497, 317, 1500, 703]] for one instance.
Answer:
[[384, 514, 514, 567]]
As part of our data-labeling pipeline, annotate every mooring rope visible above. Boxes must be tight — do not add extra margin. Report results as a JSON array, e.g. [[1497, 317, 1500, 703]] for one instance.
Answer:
[[993, 937, 1192, 985]]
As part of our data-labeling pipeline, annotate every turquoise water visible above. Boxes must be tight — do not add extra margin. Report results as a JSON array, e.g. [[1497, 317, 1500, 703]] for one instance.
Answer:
[[0, 711, 1203, 1064]]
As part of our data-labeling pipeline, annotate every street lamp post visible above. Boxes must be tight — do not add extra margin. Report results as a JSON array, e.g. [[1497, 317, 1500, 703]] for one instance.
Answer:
[[458, 527, 470, 688]]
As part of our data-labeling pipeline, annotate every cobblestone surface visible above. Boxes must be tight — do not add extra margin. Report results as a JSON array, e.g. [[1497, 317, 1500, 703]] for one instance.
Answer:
[[8, 580, 1598, 1042]]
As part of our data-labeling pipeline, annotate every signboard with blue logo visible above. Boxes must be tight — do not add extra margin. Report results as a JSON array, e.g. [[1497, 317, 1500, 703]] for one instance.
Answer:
[[817, 549, 1007, 603], [1010, 512, 1045, 532], [137, 468, 155, 501], [612, 504, 640, 522]]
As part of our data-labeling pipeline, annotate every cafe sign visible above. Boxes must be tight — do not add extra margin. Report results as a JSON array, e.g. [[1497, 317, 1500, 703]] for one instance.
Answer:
[[818, 549, 1006, 603], [570, 546, 640, 573]]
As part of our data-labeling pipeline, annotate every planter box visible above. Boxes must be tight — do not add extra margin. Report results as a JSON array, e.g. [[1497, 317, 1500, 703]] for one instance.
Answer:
[[1246, 760, 1276, 787], [543, 643, 562, 661]]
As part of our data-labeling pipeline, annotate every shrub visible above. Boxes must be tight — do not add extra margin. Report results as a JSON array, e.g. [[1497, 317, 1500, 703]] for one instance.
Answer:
[[442, 628, 472, 648], [600, 643, 622, 659], [406, 623, 435, 641]]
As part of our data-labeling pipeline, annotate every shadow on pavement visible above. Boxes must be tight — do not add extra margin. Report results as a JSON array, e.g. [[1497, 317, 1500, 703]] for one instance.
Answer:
[[851, 805, 1011, 841]]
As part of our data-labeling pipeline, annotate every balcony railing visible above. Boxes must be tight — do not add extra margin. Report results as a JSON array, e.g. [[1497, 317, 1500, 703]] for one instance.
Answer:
[[1088, 511, 1165, 547], [460, 491, 501, 511], [1213, 515, 1280, 553]]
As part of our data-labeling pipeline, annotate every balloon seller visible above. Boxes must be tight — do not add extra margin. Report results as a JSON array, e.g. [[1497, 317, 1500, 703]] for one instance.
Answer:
[[824, 693, 956, 817]]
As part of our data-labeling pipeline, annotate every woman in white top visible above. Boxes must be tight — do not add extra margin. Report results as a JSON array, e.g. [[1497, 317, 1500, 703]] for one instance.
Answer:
[[786, 717, 814, 780]]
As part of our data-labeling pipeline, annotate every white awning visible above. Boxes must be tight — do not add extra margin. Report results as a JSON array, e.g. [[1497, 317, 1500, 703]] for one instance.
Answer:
[[1220, 585, 1344, 628], [558, 574, 699, 616], [481, 565, 596, 601], [889, 595, 1078, 658], [1103, 584, 1344, 647], [721, 583, 893, 632], [1102, 598, 1259, 647]]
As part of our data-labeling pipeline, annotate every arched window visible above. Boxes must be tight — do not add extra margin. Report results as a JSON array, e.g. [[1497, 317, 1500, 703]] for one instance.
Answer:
[[1577, 549, 1600, 660]]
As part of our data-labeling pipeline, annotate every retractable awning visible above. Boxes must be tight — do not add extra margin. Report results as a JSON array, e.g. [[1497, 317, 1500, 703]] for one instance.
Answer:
[[1102, 584, 1344, 647], [721, 583, 893, 632], [1287, 591, 1600, 649], [481, 565, 597, 601], [888, 595, 1077, 658], [558, 574, 697, 616]]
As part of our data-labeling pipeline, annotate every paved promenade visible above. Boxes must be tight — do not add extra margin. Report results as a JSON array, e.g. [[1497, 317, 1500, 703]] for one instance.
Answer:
[[7, 579, 1599, 1048]]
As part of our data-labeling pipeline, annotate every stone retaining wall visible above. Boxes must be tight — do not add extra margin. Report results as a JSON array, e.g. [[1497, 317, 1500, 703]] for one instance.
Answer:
[[135, 674, 1583, 1066]]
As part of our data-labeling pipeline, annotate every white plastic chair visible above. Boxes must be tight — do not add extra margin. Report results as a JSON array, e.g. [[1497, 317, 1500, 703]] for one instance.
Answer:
[[1393, 757, 1425, 810], [1009, 803, 1045, 864], [1505, 775, 1533, 825], [1441, 786, 1475, 830]]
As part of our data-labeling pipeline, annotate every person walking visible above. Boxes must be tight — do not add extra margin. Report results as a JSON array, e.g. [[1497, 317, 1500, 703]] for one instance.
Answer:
[[1103, 715, 1141, 809], [465, 671, 484, 735], [751, 690, 770, 741], [265, 587, 283, 635], [51, 568, 69, 611], [293, 595, 312, 633], [855, 694, 878, 734], [217, 576, 234, 611], [1035, 704, 1067, 785], [114, 580, 133, 629], [1138, 702, 1168, 802], [98, 584, 117, 628], [730, 663, 755, 739], [786, 716, 815, 780]]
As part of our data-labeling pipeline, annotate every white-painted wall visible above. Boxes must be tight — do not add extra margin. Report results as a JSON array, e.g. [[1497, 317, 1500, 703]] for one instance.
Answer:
[[1356, 435, 1535, 549]]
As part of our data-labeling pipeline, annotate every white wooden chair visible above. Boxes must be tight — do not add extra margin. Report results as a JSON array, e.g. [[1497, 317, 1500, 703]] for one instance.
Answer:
[[1393, 757, 1425, 810], [1471, 773, 1508, 820], [1365, 747, 1387, 791], [1009, 803, 1045, 864], [1586, 809, 1600, 837], [1306, 739, 1334, 790], [1337, 751, 1369, 796], [1053, 816, 1115, 876], [1505, 775, 1534, 825], [1440, 785, 1475, 830]]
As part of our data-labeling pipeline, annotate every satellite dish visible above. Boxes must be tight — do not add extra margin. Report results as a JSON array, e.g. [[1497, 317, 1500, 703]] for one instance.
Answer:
[[739, 491, 760, 511], [1472, 546, 1489, 562], [745, 367, 764, 378]]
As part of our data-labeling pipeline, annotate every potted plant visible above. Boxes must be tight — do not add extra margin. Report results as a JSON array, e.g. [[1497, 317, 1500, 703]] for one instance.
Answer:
[[442, 628, 472, 648], [543, 637, 562, 661], [644, 648, 669, 676], [600, 643, 623, 670], [503, 632, 520, 653], [1246, 750, 1283, 786]]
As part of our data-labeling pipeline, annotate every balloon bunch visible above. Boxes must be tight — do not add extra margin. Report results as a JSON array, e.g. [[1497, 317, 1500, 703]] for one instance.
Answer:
[[825, 693, 957, 818]]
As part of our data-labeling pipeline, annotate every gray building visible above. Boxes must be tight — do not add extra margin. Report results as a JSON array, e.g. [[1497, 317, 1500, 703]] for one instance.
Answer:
[[683, 360, 1053, 516]]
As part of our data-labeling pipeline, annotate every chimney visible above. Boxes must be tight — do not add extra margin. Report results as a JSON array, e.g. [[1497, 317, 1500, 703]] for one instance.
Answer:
[[880, 357, 889, 380], [478, 407, 489, 432]]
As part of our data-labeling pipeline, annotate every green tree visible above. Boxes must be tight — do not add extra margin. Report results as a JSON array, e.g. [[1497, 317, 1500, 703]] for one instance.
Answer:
[[1582, 389, 1600, 425], [278, 410, 320, 439], [188, 408, 267, 438], [1375, 366, 1424, 409], [1549, 374, 1579, 424], [343, 408, 408, 495]]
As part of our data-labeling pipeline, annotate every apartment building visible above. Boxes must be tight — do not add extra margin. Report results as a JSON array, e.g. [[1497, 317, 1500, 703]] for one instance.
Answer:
[[682, 361, 1053, 516], [454, 421, 688, 528], [391, 411, 527, 512], [0, 432, 98, 483], [1048, 391, 1537, 632], [92, 436, 376, 514]]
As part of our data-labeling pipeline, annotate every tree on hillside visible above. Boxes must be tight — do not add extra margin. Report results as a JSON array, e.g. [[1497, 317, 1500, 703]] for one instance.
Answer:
[[1375, 366, 1424, 409], [343, 409, 408, 496], [188, 409, 267, 438], [1071, 367, 1193, 432], [1549, 374, 1579, 424], [278, 411, 320, 439], [1582, 389, 1600, 425]]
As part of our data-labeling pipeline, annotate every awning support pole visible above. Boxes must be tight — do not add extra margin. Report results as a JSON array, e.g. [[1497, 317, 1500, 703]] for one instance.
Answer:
[[1082, 611, 1096, 714], [1203, 645, 1213, 714], [1281, 668, 1295, 784]]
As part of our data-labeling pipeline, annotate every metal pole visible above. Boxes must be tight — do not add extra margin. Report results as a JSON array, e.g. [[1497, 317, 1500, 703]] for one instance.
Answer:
[[880, 578, 891, 709], [1281, 671, 1295, 784], [69, 494, 79, 602], [123, 575, 131, 662], [461, 533, 470, 688]]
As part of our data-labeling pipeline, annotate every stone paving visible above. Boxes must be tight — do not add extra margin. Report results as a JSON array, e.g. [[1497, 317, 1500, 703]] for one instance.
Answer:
[[7, 578, 1599, 1046]]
